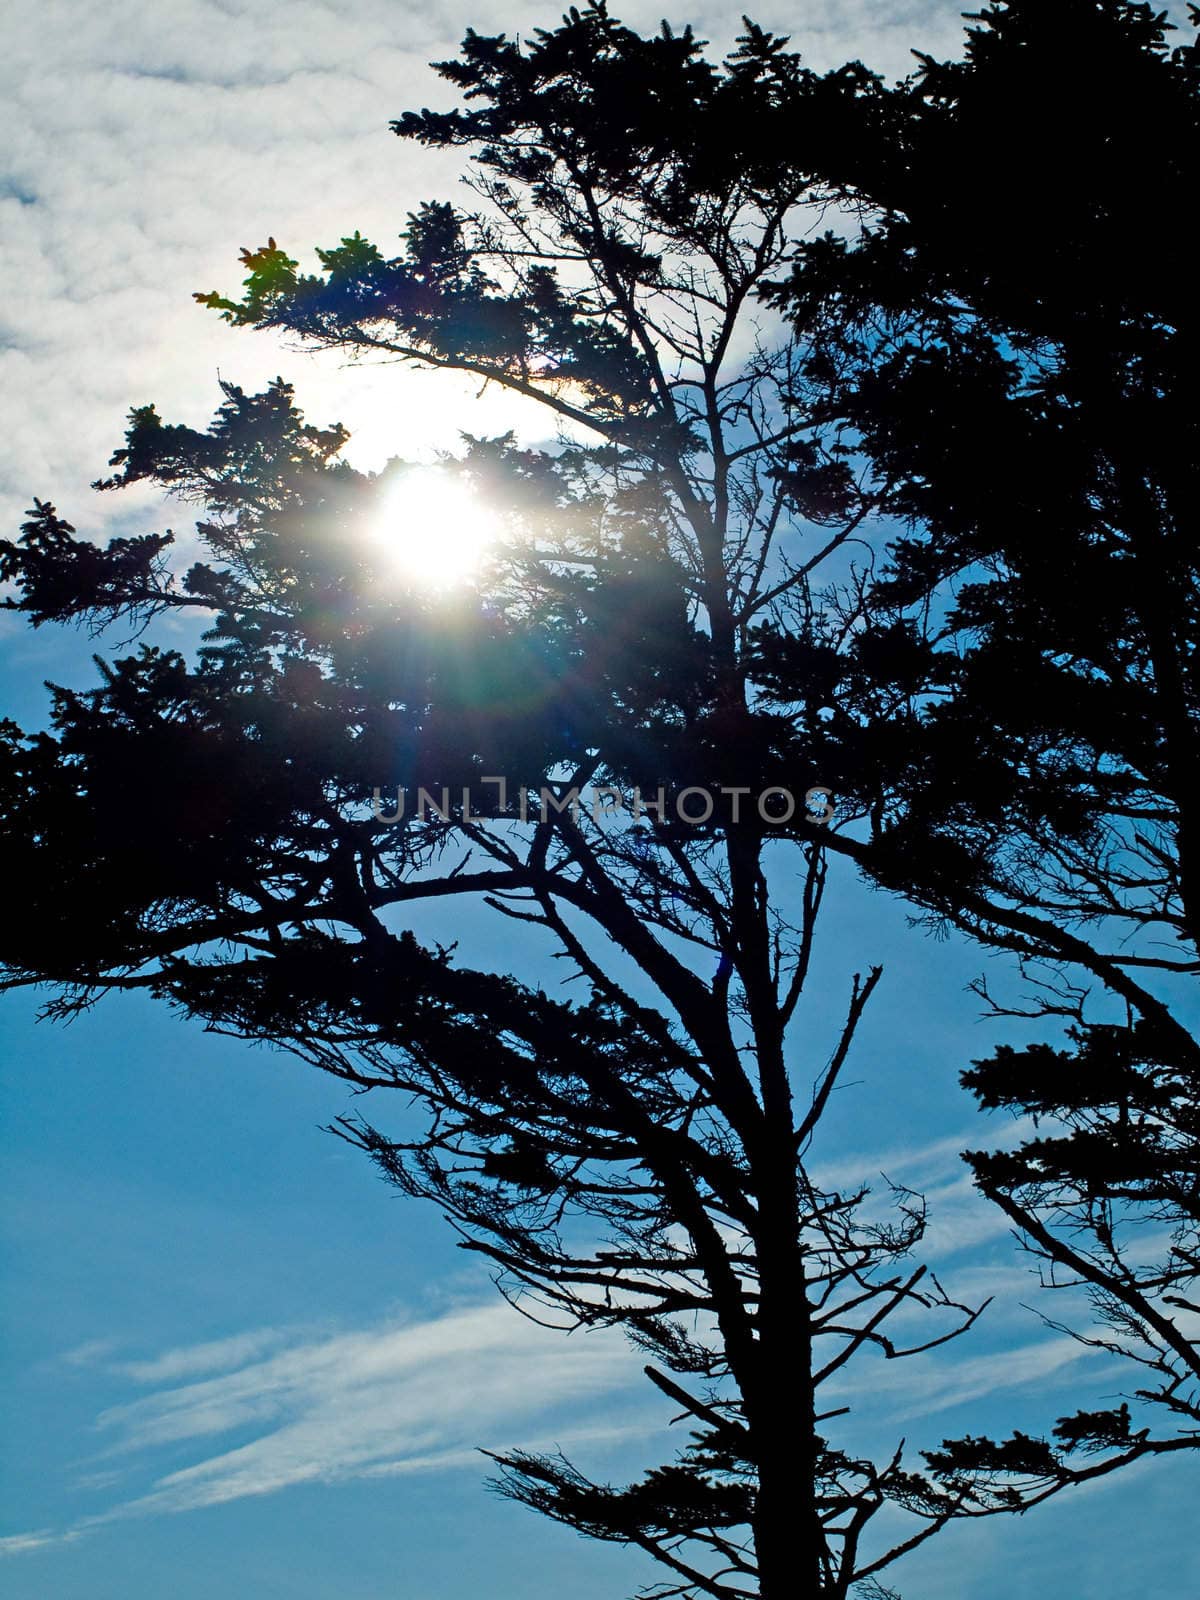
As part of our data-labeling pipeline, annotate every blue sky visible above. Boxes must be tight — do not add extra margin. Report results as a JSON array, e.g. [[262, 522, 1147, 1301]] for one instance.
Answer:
[[3, 3, 1199, 1597]]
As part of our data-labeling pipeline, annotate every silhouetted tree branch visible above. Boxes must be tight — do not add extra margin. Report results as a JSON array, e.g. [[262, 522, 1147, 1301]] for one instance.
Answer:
[[763, 0, 1200, 1499], [0, 11, 1032, 1597]]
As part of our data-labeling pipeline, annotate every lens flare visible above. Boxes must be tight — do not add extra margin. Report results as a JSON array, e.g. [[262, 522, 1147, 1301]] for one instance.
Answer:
[[372, 466, 500, 586]]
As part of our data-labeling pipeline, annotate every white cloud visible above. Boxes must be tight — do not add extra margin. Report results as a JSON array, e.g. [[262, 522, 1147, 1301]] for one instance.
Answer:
[[4, 0, 1192, 559], [2, 1299, 643, 1554], [812, 1117, 1037, 1197], [891, 1335, 1100, 1423], [19, 1290, 1094, 1560], [116, 1327, 298, 1385], [99, 1300, 641, 1495], [39, 1281, 1099, 1542], [809, 1119, 1040, 1276], [0, 1529, 65, 1556], [59, 1337, 124, 1369], [0, 0, 987, 554], [830, 1332, 1106, 1428]]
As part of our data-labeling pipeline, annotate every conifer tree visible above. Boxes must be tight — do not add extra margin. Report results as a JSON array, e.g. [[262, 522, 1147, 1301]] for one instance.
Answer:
[[0, 12, 1014, 1596], [764, 0, 1200, 1493]]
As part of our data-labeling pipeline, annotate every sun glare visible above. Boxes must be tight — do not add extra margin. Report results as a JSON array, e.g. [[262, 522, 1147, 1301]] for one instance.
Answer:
[[372, 466, 501, 587]]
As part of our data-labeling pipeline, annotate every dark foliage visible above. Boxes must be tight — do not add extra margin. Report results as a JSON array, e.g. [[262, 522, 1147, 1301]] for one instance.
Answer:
[[6, 2, 1199, 1589], [0, 12, 1020, 1598], [765, 0, 1200, 1498]]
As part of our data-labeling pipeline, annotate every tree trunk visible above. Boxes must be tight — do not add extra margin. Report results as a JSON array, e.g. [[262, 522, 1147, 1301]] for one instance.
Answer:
[[752, 1174, 824, 1598]]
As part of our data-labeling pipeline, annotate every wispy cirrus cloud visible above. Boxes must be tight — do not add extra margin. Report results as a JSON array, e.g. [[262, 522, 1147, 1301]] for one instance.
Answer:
[[811, 1117, 1037, 1197], [94, 1300, 639, 1493], [2, 1298, 646, 1556], [2, 1159, 1114, 1561], [837, 1332, 1106, 1427], [0, 1529, 75, 1556], [113, 1326, 298, 1387], [810, 1118, 1039, 1270], [4, 1294, 1104, 1562]]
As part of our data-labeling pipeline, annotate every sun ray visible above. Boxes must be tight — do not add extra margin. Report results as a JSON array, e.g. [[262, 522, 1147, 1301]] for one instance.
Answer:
[[371, 466, 500, 587]]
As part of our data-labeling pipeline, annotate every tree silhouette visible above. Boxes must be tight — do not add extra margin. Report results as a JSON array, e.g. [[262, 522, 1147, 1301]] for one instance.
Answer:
[[0, 12, 1033, 1598], [762, 0, 1200, 1498]]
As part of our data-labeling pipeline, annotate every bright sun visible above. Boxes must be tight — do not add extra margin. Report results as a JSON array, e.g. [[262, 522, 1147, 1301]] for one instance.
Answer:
[[372, 465, 501, 587]]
